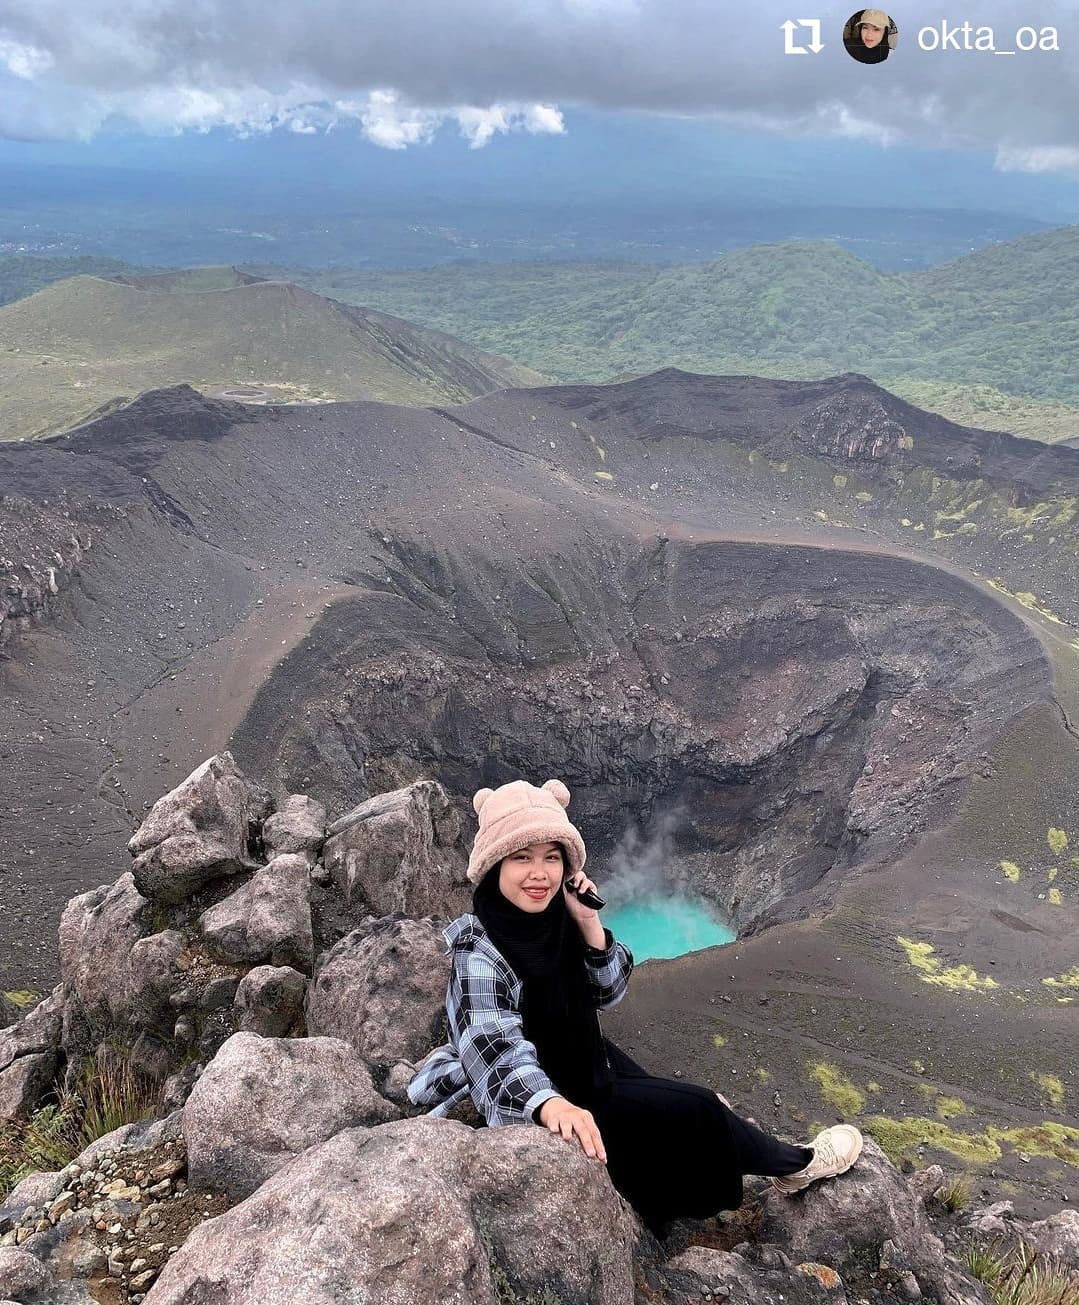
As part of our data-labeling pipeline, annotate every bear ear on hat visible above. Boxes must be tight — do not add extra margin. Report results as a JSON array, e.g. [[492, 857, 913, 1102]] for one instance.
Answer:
[[473, 787, 494, 814], [542, 779, 571, 808]]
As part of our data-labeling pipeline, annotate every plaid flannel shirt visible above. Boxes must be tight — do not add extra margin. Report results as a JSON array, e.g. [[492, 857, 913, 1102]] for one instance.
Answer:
[[406, 913, 634, 1127]]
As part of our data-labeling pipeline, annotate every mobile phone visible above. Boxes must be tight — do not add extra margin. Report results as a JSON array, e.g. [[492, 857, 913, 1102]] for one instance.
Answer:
[[565, 879, 605, 910]]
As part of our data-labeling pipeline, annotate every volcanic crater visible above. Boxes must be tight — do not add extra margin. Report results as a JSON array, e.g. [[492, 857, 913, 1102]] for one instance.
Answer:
[[1, 370, 1076, 1210]]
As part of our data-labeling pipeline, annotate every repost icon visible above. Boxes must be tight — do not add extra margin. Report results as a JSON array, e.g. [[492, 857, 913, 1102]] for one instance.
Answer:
[[781, 18, 825, 53]]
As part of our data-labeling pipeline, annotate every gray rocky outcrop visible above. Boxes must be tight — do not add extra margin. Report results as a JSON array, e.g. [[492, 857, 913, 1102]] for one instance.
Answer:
[[146, 1117, 637, 1305], [59, 874, 188, 1079], [322, 780, 469, 918], [760, 1139, 989, 1303], [0, 1246, 53, 1297], [128, 752, 268, 904], [261, 794, 326, 863], [182, 1032, 398, 1201], [233, 965, 307, 1037], [306, 914, 448, 1067], [664, 1245, 849, 1304], [1022, 1208, 1079, 1266], [0, 988, 63, 1123], [197, 853, 313, 972], [0, 1054, 57, 1128]]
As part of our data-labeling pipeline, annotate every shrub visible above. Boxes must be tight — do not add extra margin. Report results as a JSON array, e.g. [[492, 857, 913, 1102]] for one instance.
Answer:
[[0, 1050, 159, 1200], [938, 1174, 970, 1213], [964, 1236, 1079, 1305]]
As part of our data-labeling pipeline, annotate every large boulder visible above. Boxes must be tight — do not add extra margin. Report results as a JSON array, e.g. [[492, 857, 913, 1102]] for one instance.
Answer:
[[197, 854, 313, 973], [306, 915, 448, 1067], [128, 753, 268, 904], [1024, 1208, 1079, 1269], [59, 875, 184, 1074], [0, 1247, 54, 1298], [233, 965, 307, 1037], [145, 1117, 637, 1305], [759, 1139, 988, 1303], [183, 1032, 398, 1201], [322, 780, 469, 918], [262, 794, 326, 863], [0, 986, 64, 1122]]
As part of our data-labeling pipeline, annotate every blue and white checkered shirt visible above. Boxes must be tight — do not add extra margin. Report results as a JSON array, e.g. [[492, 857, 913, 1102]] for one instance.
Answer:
[[406, 913, 634, 1127]]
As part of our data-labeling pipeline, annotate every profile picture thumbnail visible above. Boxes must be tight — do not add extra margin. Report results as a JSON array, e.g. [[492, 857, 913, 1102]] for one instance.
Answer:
[[843, 8, 898, 63]]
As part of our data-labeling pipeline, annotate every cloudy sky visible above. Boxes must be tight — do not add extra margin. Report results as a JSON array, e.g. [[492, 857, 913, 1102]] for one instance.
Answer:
[[1, 0, 1077, 173]]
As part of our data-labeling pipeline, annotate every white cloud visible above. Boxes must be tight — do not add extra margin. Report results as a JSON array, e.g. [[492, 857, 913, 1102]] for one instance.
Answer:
[[996, 144, 1079, 175], [0, 0, 1076, 166], [0, 37, 53, 79]]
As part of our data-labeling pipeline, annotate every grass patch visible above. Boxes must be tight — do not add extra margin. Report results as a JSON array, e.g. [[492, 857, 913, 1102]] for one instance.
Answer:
[[936, 1095, 969, 1120], [0, 1051, 160, 1201], [938, 1174, 970, 1212], [897, 936, 999, 992], [1030, 1074, 1065, 1108], [866, 1116, 1000, 1165], [3, 991, 39, 1009], [1001, 861, 1022, 882], [964, 1236, 1079, 1305], [866, 1117, 1079, 1169], [808, 1061, 866, 1116], [1047, 828, 1069, 856], [1043, 968, 1079, 990]]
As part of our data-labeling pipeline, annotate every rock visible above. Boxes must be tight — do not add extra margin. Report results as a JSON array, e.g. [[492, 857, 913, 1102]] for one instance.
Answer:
[[59, 875, 186, 1075], [322, 780, 468, 918], [148, 1117, 636, 1305], [0, 986, 63, 1077], [127, 753, 266, 904], [381, 1060, 419, 1105], [759, 1139, 977, 1304], [908, 1165, 945, 1205], [233, 966, 306, 1037], [665, 1246, 844, 1303], [71, 1111, 184, 1171], [1023, 1208, 1079, 1268], [0, 1049, 58, 1124], [965, 1201, 1015, 1237], [183, 1032, 398, 1201], [0, 1246, 53, 1297], [262, 794, 327, 863], [306, 915, 448, 1066], [0, 1171, 66, 1232], [198, 854, 313, 972]]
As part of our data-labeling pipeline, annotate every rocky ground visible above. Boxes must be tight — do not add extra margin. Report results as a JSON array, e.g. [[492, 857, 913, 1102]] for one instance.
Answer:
[[0, 372, 1076, 1252], [0, 755, 1075, 1303]]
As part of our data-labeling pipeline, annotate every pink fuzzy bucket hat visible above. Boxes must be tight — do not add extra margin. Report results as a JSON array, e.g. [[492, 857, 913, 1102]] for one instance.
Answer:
[[467, 779, 586, 885]]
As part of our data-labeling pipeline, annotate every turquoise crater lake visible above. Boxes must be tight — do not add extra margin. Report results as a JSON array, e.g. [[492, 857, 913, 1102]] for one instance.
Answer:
[[604, 895, 735, 961]]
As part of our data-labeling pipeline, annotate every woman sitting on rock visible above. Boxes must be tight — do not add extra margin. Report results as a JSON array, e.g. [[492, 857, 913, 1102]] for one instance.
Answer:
[[407, 778, 863, 1232]]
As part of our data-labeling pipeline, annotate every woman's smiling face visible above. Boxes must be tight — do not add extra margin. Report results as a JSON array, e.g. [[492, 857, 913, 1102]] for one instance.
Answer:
[[860, 21, 885, 46], [498, 841, 565, 912]]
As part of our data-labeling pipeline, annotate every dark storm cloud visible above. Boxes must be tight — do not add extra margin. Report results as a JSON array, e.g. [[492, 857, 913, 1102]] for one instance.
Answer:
[[0, 0, 1076, 169]]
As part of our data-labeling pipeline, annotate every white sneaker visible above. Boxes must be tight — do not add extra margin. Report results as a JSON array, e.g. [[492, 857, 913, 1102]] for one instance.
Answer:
[[770, 1125, 864, 1195]]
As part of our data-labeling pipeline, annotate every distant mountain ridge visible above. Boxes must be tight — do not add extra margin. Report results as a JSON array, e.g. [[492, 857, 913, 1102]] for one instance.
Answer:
[[264, 225, 1079, 442], [0, 269, 547, 441], [4, 226, 1079, 442]]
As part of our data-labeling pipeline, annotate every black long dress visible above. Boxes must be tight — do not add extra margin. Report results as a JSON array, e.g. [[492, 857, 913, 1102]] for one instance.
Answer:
[[582, 1039, 744, 1229]]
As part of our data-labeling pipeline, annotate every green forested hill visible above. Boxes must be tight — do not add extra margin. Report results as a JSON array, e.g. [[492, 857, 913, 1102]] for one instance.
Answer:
[[5, 226, 1079, 442], [256, 227, 1079, 441], [0, 255, 152, 306]]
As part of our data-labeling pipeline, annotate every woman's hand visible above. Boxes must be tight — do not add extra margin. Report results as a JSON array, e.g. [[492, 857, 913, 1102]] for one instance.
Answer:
[[563, 871, 605, 947], [538, 1096, 607, 1163]]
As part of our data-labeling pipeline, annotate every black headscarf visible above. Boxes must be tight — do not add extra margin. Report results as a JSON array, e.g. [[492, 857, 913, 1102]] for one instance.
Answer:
[[472, 852, 610, 1108]]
